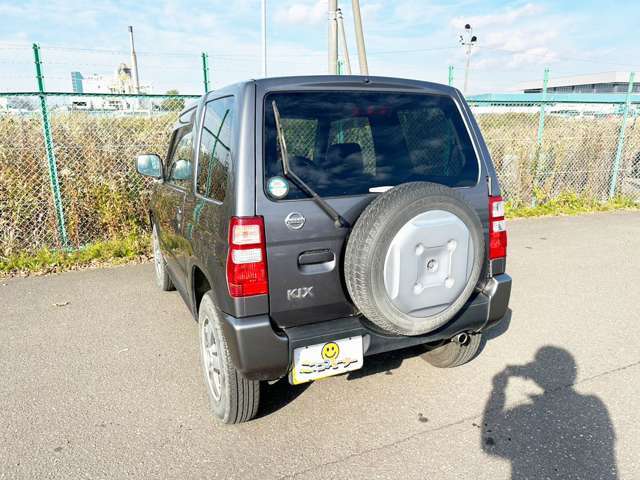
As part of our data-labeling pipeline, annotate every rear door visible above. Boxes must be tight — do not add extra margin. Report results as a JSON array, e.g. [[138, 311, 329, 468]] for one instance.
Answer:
[[256, 95, 376, 328], [256, 87, 488, 329]]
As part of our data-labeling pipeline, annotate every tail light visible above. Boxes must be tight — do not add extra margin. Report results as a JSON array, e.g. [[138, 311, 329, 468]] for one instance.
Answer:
[[488, 196, 507, 259], [226, 216, 268, 297]]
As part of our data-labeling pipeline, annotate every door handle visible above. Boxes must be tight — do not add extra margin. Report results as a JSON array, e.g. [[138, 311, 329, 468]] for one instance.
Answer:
[[298, 249, 334, 265]]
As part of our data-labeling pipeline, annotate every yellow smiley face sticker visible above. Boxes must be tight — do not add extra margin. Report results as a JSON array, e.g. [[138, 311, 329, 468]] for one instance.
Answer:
[[321, 342, 340, 360]]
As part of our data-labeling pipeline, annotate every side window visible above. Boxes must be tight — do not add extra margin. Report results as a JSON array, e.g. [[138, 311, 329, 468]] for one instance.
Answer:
[[197, 97, 233, 202], [166, 126, 194, 189]]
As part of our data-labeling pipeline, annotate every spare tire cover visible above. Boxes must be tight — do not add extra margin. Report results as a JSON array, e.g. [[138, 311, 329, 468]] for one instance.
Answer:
[[345, 182, 484, 336]]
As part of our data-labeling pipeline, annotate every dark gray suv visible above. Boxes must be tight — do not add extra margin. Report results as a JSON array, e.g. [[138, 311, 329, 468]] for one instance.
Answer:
[[136, 76, 512, 424]]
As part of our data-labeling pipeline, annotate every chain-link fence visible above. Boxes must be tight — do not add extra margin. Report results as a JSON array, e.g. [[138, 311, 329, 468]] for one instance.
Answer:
[[469, 100, 640, 206], [2, 44, 639, 256], [0, 92, 199, 255], [3, 93, 640, 257]]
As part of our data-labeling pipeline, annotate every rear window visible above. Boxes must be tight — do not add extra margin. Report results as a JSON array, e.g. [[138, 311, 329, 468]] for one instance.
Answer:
[[263, 91, 478, 199]]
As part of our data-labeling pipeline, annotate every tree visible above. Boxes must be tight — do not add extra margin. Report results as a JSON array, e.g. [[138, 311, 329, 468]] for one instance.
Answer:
[[161, 89, 185, 111]]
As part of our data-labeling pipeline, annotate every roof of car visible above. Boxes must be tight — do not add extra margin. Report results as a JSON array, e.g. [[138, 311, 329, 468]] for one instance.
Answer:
[[176, 75, 461, 124]]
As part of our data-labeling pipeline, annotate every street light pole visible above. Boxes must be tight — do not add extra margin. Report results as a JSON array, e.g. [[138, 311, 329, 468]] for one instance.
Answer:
[[336, 8, 352, 75], [328, 0, 338, 74], [460, 23, 477, 95], [351, 0, 369, 75]]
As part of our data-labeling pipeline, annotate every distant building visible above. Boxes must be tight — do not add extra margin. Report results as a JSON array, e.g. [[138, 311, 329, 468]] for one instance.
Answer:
[[71, 71, 84, 93], [69, 62, 152, 111], [0, 96, 36, 112], [521, 72, 639, 94]]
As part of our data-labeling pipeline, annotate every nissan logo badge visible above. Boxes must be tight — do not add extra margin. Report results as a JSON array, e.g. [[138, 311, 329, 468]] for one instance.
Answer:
[[285, 212, 305, 230]]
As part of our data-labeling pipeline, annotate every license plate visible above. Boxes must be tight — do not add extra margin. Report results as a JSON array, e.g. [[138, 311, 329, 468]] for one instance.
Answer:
[[289, 336, 364, 385]]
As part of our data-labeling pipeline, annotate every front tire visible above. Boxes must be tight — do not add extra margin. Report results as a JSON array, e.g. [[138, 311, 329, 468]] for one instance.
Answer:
[[423, 333, 482, 368], [199, 292, 260, 424]]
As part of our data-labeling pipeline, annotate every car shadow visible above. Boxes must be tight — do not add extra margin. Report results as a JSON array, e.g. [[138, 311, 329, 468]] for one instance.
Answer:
[[481, 346, 618, 479], [346, 345, 426, 380], [347, 309, 513, 380], [255, 377, 311, 419], [475, 308, 512, 359]]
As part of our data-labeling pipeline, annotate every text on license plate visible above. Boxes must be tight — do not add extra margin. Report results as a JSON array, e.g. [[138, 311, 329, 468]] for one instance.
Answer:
[[289, 336, 363, 385]]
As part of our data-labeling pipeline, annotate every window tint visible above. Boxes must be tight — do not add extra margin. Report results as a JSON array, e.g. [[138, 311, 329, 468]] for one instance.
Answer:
[[328, 117, 376, 174], [281, 118, 318, 161], [167, 126, 193, 188], [264, 91, 478, 199], [197, 97, 233, 202]]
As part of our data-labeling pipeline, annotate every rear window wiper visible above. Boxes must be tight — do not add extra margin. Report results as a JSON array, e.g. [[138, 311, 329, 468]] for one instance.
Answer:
[[271, 100, 348, 228]]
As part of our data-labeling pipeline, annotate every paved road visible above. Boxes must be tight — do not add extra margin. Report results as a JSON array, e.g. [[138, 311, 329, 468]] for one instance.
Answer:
[[2, 211, 639, 479]]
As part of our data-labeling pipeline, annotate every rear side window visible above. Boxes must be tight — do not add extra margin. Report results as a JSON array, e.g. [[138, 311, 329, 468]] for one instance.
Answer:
[[197, 97, 233, 202], [264, 91, 478, 199]]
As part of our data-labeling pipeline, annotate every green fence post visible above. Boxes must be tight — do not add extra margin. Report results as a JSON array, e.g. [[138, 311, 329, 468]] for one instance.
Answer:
[[201, 52, 210, 93], [33, 43, 68, 247], [532, 67, 550, 206], [609, 71, 635, 199], [536, 67, 549, 145], [448, 65, 454, 87]]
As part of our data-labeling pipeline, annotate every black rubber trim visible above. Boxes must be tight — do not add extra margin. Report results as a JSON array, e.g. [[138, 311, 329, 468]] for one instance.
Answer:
[[482, 273, 512, 330], [490, 258, 507, 276], [220, 313, 289, 381]]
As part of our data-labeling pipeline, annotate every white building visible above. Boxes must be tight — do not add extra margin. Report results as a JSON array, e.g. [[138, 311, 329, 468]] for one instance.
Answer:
[[521, 72, 637, 94], [70, 63, 152, 111]]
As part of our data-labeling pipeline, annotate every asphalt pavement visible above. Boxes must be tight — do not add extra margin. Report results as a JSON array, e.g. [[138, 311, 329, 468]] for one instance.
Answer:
[[1, 211, 639, 479]]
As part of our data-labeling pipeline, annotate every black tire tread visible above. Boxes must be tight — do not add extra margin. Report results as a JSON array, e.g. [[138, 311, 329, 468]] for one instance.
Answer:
[[200, 293, 259, 424]]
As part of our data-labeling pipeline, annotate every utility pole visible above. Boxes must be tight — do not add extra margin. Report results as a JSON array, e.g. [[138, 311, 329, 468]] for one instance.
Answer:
[[128, 26, 141, 93], [351, 0, 369, 75], [459, 24, 477, 94], [328, 0, 338, 74], [336, 8, 352, 75], [261, 0, 267, 77]]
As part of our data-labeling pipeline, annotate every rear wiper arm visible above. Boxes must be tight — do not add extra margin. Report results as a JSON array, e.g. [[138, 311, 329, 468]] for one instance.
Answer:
[[271, 100, 348, 228]]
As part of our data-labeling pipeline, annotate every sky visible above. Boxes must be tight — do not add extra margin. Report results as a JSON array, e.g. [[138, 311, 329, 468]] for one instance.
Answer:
[[1, 0, 639, 95]]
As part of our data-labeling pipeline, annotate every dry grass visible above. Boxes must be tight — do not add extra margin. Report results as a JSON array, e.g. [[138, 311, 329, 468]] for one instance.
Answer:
[[2, 107, 639, 259]]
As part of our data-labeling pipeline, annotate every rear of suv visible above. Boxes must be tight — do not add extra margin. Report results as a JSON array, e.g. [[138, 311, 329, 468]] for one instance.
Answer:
[[136, 76, 511, 424]]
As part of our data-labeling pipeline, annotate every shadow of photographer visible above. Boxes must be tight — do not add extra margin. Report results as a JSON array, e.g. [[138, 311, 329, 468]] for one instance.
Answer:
[[482, 346, 617, 479]]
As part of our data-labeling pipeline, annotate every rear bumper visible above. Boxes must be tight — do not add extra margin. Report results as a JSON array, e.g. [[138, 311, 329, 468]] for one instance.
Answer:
[[221, 273, 512, 381]]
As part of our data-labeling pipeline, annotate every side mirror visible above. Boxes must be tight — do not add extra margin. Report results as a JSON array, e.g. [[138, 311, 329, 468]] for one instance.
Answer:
[[172, 159, 193, 181], [136, 154, 163, 179]]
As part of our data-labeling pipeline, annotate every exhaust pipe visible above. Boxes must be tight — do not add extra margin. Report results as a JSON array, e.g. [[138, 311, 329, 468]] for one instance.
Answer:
[[454, 332, 469, 345]]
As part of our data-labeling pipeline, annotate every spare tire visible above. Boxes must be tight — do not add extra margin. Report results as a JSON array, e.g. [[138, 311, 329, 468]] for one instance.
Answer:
[[345, 182, 484, 336]]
